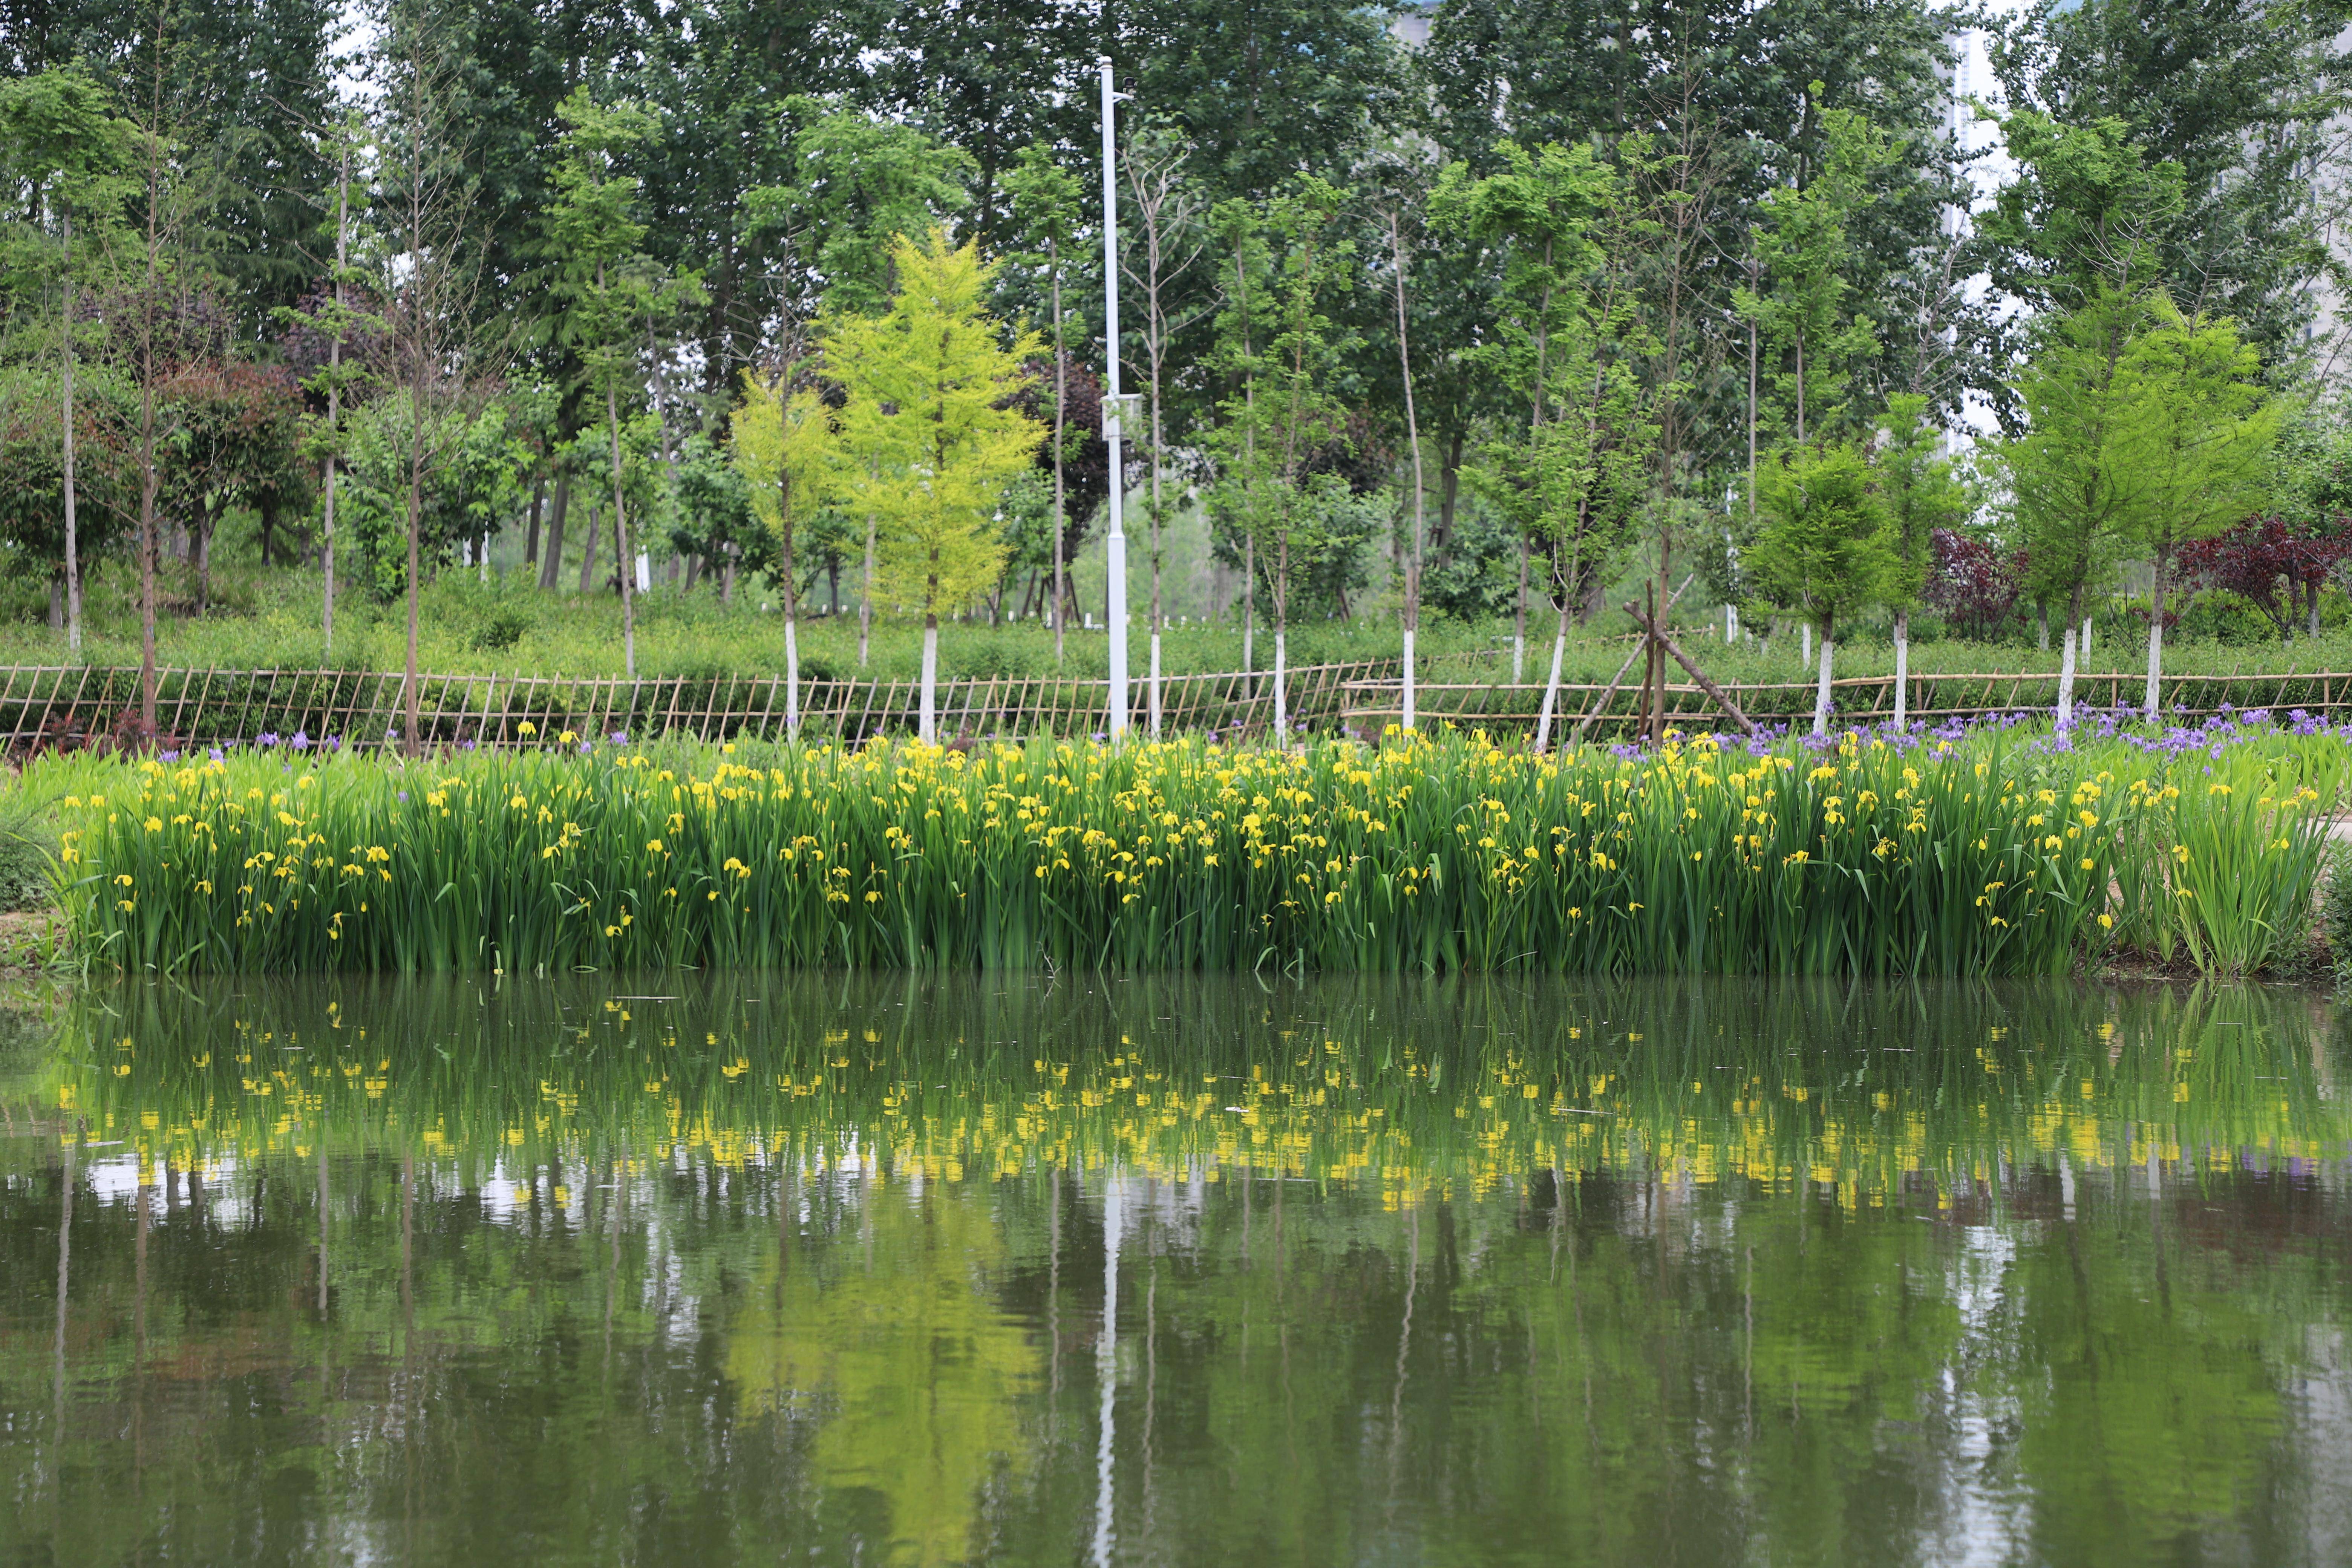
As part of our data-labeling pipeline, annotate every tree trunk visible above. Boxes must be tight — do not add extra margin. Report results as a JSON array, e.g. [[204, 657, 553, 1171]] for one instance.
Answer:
[[579, 501, 600, 593], [61, 207, 80, 653], [539, 472, 570, 590], [1512, 533, 1530, 682], [920, 606, 939, 744], [1242, 531, 1255, 694], [1052, 255, 1067, 668], [404, 476, 423, 755], [525, 476, 545, 566], [2145, 557, 2166, 717], [1272, 528, 1289, 738], [858, 512, 876, 667], [1893, 608, 1909, 730], [1534, 591, 1571, 751], [1435, 429, 1462, 558], [138, 386, 158, 734], [1392, 211, 1426, 736], [1813, 629, 1834, 736], [2057, 622, 2078, 728], [609, 381, 636, 680]]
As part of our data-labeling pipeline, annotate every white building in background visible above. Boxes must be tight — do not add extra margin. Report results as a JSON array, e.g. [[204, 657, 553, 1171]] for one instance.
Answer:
[[1941, 18, 2022, 457]]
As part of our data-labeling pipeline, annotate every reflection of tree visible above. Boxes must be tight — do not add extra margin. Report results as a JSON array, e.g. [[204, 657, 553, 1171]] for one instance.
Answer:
[[725, 1188, 1041, 1567]]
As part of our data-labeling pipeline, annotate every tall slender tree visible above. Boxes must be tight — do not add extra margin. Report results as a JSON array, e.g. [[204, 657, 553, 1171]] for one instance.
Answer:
[[1003, 142, 1083, 666], [829, 230, 1042, 744], [1121, 122, 1207, 740], [0, 62, 135, 654]]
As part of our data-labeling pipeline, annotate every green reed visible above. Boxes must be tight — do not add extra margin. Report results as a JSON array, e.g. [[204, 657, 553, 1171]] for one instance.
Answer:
[[38, 722, 2344, 975]]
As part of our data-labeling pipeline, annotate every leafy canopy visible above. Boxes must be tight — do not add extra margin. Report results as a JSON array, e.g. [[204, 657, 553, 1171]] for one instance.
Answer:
[[828, 229, 1043, 619]]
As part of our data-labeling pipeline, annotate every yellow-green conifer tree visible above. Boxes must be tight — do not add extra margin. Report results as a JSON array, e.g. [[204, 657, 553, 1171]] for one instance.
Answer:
[[829, 230, 1043, 743]]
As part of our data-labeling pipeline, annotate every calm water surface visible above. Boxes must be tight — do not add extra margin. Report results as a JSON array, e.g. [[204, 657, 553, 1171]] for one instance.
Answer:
[[2, 975, 2349, 1566]]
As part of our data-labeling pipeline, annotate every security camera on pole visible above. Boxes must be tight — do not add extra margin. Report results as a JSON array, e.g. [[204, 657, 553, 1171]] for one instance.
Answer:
[[1099, 58, 1140, 742]]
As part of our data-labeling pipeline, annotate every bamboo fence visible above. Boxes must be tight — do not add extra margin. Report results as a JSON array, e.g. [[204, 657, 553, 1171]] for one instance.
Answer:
[[5, 660, 2351, 753], [0, 660, 1390, 752], [1339, 669, 2352, 736]]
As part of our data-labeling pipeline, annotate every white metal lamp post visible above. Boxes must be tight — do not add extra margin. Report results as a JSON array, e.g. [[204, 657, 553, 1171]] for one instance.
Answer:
[[1099, 58, 1135, 741]]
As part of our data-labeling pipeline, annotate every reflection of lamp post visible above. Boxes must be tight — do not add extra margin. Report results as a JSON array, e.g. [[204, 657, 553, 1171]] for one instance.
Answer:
[[1099, 58, 1131, 740], [1092, 1175, 1122, 1567]]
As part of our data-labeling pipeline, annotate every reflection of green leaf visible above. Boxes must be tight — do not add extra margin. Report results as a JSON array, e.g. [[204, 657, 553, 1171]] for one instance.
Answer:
[[727, 1193, 1039, 1566]]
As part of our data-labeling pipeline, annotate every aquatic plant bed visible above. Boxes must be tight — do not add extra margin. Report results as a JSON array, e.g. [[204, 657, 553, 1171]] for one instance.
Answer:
[[42, 715, 2346, 975]]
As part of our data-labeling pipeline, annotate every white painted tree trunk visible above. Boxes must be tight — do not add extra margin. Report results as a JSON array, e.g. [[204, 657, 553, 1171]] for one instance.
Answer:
[[2144, 614, 2163, 719], [2057, 625, 2078, 728], [1800, 620, 1811, 671], [1149, 630, 1162, 738], [1813, 632, 1834, 735], [1272, 630, 1288, 740], [1893, 610, 1909, 730], [2081, 613, 2093, 662], [784, 616, 801, 739], [1401, 626, 1416, 732], [1534, 600, 1570, 751], [919, 620, 939, 744]]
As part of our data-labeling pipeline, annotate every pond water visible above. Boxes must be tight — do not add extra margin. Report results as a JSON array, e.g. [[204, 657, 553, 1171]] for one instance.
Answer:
[[1, 974, 2349, 1566]]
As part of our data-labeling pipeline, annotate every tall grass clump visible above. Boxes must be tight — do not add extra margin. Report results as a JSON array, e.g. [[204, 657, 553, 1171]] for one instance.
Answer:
[[43, 719, 2342, 976]]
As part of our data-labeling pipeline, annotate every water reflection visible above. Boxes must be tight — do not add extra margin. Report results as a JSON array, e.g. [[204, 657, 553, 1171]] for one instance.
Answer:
[[2, 975, 2349, 1566]]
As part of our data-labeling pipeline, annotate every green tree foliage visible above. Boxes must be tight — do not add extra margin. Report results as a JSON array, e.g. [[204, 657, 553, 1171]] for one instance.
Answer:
[[541, 86, 703, 680], [1735, 89, 1893, 443], [340, 392, 522, 604], [154, 360, 308, 612], [1747, 439, 1896, 732], [1434, 138, 1655, 742], [0, 59, 138, 648], [1874, 391, 1969, 724], [1990, 0, 2346, 373], [730, 369, 839, 733], [2001, 286, 2160, 722], [828, 230, 1042, 743], [999, 140, 1085, 663], [2118, 304, 2281, 712], [1205, 179, 1355, 734]]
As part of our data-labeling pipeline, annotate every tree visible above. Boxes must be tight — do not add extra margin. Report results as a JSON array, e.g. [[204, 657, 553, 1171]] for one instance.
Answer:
[[0, 61, 136, 652], [1748, 440, 1895, 735], [1434, 138, 1652, 749], [730, 371, 837, 737], [828, 230, 1043, 744], [1121, 121, 1208, 739], [1734, 90, 1891, 445], [155, 359, 306, 612], [1989, 0, 2347, 374], [2177, 514, 2349, 645], [1001, 142, 1083, 666], [1206, 179, 1353, 738], [338, 392, 522, 603], [2118, 304, 2280, 714], [2000, 286, 2158, 726], [1874, 393, 1969, 728], [0, 363, 133, 623], [743, 100, 972, 669], [375, 0, 502, 752], [542, 86, 701, 682]]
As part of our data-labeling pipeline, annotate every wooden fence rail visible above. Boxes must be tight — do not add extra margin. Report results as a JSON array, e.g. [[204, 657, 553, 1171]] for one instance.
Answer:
[[3, 662, 2349, 753], [1339, 670, 2352, 736], [0, 660, 1396, 751]]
